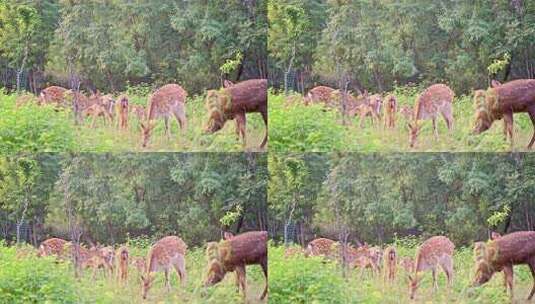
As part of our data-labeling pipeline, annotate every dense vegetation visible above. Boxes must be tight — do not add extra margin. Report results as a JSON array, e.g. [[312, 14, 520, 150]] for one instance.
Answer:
[[268, 153, 535, 246], [0, 241, 267, 304], [269, 0, 535, 94], [0, 153, 267, 247], [269, 242, 532, 303], [0, 0, 267, 94]]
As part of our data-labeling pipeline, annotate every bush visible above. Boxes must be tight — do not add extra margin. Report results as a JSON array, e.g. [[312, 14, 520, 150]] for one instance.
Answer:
[[269, 93, 345, 152], [0, 243, 78, 304], [0, 92, 76, 153]]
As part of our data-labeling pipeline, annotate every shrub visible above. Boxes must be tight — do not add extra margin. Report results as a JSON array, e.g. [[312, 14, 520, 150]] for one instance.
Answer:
[[0, 92, 76, 153]]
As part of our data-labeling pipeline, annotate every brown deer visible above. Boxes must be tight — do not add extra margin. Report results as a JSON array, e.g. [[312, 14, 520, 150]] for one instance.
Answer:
[[140, 84, 188, 148], [399, 256, 414, 273], [39, 86, 68, 107], [384, 95, 398, 128], [384, 246, 397, 282], [82, 103, 114, 128], [205, 79, 268, 148], [131, 256, 146, 274], [204, 231, 268, 300], [304, 86, 336, 106], [409, 236, 454, 300], [116, 246, 129, 284], [116, 95, 129, 130], [399, 105, 413, 121], [305, 238, 337, 258], [141, 236, 187, 299], [99, 246, 116, 276], [472, 79, 535, 148], [131, 105, 146, 121], [472, 231, 535, 300], [37, 238, 68, 258], [408, 84, 454, 148]]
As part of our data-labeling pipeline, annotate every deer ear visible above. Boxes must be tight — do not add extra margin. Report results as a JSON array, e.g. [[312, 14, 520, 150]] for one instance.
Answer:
[[491, 80, 502, 88]]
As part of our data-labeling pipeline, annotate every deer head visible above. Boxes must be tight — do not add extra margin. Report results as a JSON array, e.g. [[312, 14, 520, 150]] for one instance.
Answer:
[[408, 122, 421, 148], [205, 90, 231, 133], [408, 274, 422, 300], [140, 122, 156, 148], [141, 273, 156, 299]]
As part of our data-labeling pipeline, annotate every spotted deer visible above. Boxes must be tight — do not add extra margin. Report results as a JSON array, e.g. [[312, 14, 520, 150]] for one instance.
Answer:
[[304, 86, 336, 107], [141, 84, 188, 148], [399, 105, 413, 121], [305, 238, 338, 259], [39, 86, 68, 108], [408, 84, 454, 148], [204, 231, 268, 300], [409, 236, 454, 300], [141, 236, 187, 299], [37, 238, 69, 258], [472, 231, 535, 300], [384, 246, 397, 282], [131, 256, 146, 274], [131, 105, 146, 122], [116, 95, 129, 130], [384, 95, 398, 128], [399, 256, 414, 273], [116, 246, 129, 284]]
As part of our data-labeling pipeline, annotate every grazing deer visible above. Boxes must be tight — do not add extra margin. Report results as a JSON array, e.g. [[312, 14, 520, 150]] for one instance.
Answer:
[[205, 79, 268, 148], [116, 95, 129, 129], [409, 236, 454, 300], [116, 246, 129, 284], [99, 246, 116, 276], [140, 84, 188, 148], [408, 84, 454, 148], [400, 256, 414, 273], [141, 236, 187, 300], [131, 105, 146, 121], [472, 231, 535, 300], [384, 95, 398, 128], [39, 86, 68, 107], [384, 246, 397, 282], [204, 231, 268, 300], [81, 246, 110, 279], [37, 238, 68, 258], [473, 79, 535, 148], [132, 256, 146, 274], [82, 103, 114, 128], [305, 238, 337, 259], [304, 86, 336, 106]]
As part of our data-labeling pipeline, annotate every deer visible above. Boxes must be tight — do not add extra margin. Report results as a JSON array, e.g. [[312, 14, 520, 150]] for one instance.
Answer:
[[82, 103, 114, 128], [81, 246, 110, 279], [399, 256, 415, 273], [131, 105, 146, 122], [384, 95, 398, 128], [99, 246, 116, 276], [205, 79, 268, 148], [37, 238, 69, 258], [409, 236, 454, 300], [408, 84, 454, 148], [399, 105, 413, 121], [140, 84, 188, 148], [39, 86, 68, 108], [141, 236, 187, 300], [116, 95, 129, 130], [304, 86, 336, 106], [131, 256, 146, 274], [304, 238, 338, 259], [204, 231, 268, 300], [116, 246, 129, 284], [472, 79, 535, 148], [472, 231, 535, 300], [384, 246, 397, 282]]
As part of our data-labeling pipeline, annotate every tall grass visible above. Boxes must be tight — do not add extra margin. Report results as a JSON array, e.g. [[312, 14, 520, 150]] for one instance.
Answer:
[[0, 91, 266, 152], [0, 242, 266, 304], [269, 88, 533, 152], [269, 242, 531, 304]]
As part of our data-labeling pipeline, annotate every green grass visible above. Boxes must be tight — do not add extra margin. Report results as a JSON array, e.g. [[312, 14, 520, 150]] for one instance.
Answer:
[[269, 242, 532, 304], [269, 88, 534, 152], [0, 91, 266, 152], [0, 242, 266, 304]]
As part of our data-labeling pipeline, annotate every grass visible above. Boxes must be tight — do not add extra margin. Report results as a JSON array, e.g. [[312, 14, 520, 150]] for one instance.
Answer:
[[269, 87, 534, 152], [269, 242, 533, 304], [0, 91, 266, 152], [1, 242, 267, 304]]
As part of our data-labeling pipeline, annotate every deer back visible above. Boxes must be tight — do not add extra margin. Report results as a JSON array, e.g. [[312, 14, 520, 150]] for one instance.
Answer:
[[487, 79, 535, 113], [306, 86, 336, 106], [486, 231, 535, 267], [147, 84, 187, 121], [216, 231, 267, 269], [415, 236, 454, 271], [146, 236, 187, 272], [306, 238, 337, 257], [415, 84, 454, 120]]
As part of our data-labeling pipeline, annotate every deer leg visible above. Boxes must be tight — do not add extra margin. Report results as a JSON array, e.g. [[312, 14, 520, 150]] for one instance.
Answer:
[[527, 259, 535, 300], [260, 258, 268, 300], [235, 113, 247, 147], [164, 269, 170, 292], [527, 108, 535, 149], [173, 255, 187, 286], [260, 109, 268, 148], [431, 268, 438, 291], [503, 265, 514, 300], [440, 257, 453, 288], [235, 265, 247, 300], [173, 103, 187, 132], [432, 118, 438, 139], [503, 112, 514, 148]]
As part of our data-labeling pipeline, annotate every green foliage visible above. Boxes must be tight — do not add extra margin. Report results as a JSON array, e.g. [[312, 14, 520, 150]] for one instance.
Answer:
[[0, 93, 75, 153], [0, 244, 78, 303], [269, 93, 345, 151]]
